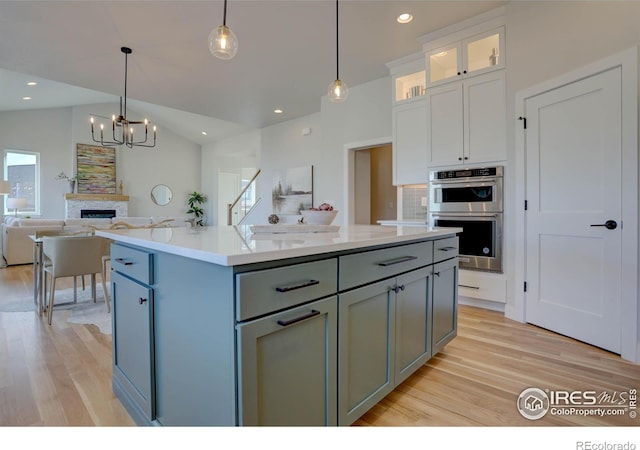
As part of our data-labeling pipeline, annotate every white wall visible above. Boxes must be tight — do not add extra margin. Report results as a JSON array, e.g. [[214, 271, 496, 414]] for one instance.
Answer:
[[0, 103, 202, 219], [0, 107, 72, 217]]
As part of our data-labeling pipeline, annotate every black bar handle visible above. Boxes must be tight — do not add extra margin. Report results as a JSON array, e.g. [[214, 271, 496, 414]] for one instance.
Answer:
[[438, 246, 457, 252], [115, 258, 133, 266], [275, 279, 320, 293], [277, 309, 321, 327], [590, 220, 617, 230], [377, 256, 418, 267], [459, 284, 480, 290]]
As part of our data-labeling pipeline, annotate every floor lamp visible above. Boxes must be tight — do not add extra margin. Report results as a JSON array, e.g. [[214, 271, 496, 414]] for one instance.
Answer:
[[0, 180, 10, 267]]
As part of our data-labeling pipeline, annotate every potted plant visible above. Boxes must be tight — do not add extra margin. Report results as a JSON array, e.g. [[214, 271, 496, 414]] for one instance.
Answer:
[[187, 191, 207, 227], [56, 171, 78, 193]]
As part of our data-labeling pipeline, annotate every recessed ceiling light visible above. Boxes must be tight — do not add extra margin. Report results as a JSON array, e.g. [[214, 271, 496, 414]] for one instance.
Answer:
[[397, 13, 413, 24], [27, 81, 37, 86], [274, 109, 283, 114], [201, 131, 208, 136], [22, 96, 32, 100]]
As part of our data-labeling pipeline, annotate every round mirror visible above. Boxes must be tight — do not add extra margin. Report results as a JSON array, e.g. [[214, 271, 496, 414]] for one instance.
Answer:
[[150, 184, 173, 206]]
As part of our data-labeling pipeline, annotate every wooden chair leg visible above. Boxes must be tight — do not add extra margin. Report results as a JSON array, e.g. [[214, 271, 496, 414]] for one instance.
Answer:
[[100, 276, 111, 313], [91, 274, 97, 303]]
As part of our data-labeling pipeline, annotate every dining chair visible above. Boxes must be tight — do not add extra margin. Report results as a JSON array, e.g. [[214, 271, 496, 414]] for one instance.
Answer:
[[36, 229, 94, 302], [42, 235, 111, 325]]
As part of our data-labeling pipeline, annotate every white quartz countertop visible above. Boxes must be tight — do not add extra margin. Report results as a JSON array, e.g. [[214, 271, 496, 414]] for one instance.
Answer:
[[96, 224, 461, 266]]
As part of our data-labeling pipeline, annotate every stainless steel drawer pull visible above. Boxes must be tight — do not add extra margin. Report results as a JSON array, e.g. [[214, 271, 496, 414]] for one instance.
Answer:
[[277, 309, 321, 326], [377, 256, 418, 266], [459, 284, 480, 290], [275, 279, 320, 293], [115, 258, 133, 266], [438, 246, 457, 251]]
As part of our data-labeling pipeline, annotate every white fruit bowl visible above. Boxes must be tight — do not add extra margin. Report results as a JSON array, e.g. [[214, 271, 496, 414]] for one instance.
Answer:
[[301, 210, 338, 225]]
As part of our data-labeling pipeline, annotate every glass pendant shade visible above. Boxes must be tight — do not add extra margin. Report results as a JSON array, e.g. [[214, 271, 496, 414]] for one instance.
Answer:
[[209, 25, 238, 60], [328, 79, 349, 102]]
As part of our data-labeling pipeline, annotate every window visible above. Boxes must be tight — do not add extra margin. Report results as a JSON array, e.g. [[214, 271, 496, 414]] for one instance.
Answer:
[[3, 150, 40, 216]]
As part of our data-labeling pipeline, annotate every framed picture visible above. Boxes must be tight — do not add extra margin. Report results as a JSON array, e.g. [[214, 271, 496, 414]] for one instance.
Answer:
[[272, 166, 313, 215], [76, 143, 116, 194]]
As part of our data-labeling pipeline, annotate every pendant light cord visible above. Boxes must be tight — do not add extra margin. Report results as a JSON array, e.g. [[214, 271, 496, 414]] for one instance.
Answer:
[[223, 0, 228, 26], [336, 0, 339, 81]]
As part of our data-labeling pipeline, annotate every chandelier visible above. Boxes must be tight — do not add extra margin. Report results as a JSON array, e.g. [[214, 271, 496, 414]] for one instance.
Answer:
[[90, 47, 157, 148]]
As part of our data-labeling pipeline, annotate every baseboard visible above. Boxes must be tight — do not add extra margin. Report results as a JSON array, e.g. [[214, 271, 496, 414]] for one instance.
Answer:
[[459, 295, 505, 313]]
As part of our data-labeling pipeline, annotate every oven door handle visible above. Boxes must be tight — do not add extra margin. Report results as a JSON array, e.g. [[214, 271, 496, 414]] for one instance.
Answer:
[[432, 213, 500, 219]]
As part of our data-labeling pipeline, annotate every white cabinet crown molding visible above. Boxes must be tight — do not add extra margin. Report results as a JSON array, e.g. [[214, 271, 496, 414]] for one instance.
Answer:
[[418, 6, 505, 52]]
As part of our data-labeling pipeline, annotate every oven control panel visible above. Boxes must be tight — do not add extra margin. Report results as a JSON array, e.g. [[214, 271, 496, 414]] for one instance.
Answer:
[[431, 166, 502, 180]]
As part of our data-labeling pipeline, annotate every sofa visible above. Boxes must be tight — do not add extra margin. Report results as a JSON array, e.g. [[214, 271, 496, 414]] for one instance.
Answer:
[[1, 216, 191, 266]]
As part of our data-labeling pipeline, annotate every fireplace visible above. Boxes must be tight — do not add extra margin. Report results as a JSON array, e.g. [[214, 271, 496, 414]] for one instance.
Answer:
[[81, 209, 117, 219]]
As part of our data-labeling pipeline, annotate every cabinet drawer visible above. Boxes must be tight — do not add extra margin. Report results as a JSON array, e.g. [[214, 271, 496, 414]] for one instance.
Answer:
[[458, 270, 506, 303], [433, 236, 459, 263], [236, 259, 338, 322], [111, 243, 154, 285], [339, 241, 433, 291]]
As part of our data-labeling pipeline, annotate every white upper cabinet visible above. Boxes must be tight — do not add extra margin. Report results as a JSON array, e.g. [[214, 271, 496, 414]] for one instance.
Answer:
[[426, 27, 505, 88], [389, 55, 427, 106], [387, 54, 429, 185], [426, 70, 506, 167]]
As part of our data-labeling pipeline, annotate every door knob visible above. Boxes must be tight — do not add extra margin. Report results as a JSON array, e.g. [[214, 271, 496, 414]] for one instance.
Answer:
[[590, 220, 617, 230]]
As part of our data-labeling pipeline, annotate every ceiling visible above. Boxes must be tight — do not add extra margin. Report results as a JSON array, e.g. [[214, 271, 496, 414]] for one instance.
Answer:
[[0, 0, 506, 145]]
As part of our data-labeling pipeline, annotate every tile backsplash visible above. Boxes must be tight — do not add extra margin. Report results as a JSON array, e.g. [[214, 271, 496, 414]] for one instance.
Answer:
[[401, 184, 428, 222]]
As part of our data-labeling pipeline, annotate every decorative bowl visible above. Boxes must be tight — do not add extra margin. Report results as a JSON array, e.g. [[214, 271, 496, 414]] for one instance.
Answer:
[[301, 210, 338, 225]]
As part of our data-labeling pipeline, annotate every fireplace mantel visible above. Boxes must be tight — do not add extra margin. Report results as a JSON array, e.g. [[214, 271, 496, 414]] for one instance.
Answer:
[[65, 193, 130, 202]]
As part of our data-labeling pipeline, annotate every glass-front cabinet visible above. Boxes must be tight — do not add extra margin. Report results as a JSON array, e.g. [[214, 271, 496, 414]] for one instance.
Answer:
[[388, 53, 427, 106], [394, 69, 426, 103], [426, 27, 504, 87]]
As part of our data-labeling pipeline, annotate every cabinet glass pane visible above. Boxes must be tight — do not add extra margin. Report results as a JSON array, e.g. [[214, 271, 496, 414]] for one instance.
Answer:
[[466, 33, 500, 73], [395, 71, 426, 102], [429, 48, 458, 83]]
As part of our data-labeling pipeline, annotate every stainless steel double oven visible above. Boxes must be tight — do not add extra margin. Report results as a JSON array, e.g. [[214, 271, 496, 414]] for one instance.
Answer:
[[429, 166, 503, 273]]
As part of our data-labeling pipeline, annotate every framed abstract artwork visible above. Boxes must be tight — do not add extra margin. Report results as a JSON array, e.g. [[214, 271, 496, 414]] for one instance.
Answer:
[[76, 143, 116, 194], [272, 166, 313, 215]]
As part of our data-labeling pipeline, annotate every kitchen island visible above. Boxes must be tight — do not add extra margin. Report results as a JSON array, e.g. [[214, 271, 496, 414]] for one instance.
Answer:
[[96, 224, 461, 426]]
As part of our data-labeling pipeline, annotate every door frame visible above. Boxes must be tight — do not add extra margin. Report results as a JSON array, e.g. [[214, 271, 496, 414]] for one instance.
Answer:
[[343, 136, 392, 225], [510, 47, 638, 363]]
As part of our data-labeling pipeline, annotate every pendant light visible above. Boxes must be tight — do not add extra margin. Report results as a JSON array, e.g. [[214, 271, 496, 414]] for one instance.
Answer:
[[90, 47, 157, 148], [209, 0, 238, 60], [328, 0, 348, 102]]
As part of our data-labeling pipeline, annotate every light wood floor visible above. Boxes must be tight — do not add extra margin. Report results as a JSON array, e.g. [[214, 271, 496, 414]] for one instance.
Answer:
[[1, 263, 638, 427]]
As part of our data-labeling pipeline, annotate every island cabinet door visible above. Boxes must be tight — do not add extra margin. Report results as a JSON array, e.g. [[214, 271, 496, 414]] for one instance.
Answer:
[[111, 271, 155, 422], [432, 257, 459, 355], [394, 266, 433, 386], [338, 279, 396, 426], [236, 296, 337, 426]]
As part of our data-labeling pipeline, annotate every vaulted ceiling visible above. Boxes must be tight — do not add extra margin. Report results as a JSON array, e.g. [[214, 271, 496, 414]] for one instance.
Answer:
[[0, 1, 505, 144]]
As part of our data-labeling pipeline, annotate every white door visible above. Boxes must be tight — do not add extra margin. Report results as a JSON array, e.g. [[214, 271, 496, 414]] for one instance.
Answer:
[[218, 171, 240, 226], [524, 67, 622, 353]]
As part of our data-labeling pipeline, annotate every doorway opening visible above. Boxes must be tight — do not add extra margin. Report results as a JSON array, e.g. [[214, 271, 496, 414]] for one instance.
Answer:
[[353, 144, 396, 224]]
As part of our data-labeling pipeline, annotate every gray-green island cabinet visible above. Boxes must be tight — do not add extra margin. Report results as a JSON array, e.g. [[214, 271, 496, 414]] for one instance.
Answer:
[[100, 225, 459, 426]]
